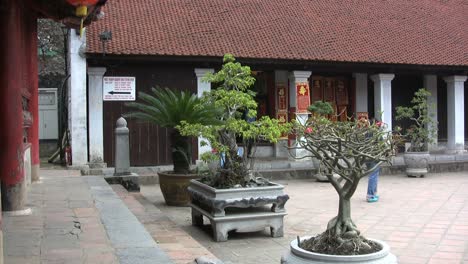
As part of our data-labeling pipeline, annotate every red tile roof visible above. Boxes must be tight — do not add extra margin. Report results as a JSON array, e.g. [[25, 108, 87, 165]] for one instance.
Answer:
[[87, 0, 468, 66]]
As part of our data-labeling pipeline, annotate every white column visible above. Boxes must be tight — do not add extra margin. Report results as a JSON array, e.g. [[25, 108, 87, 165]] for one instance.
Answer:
[[444, 75, 467, 153], [195, 68, 214, 156], [353, 73, 368, 114], [289, 71, 312, 158], [370, 74, 395, 131], [424, 75, 438, 151], [88, 67, 107, 164], [68, 29, 88, 166]]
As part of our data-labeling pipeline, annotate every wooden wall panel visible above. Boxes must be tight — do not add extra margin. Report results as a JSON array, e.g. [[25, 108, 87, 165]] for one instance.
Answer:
[[102, 64, 197, 167]]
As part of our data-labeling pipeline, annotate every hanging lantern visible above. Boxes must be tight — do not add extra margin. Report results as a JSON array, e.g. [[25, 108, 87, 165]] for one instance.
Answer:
[[66, 0, 99, 37]]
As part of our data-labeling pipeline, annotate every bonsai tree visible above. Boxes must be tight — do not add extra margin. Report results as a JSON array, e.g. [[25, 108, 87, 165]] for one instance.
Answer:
[[291, 107, 398, 255], [178, 54, 290, 188], [308, 100, 334, 116], [395, 88, 437, 152], [125, 87, 220, 174]]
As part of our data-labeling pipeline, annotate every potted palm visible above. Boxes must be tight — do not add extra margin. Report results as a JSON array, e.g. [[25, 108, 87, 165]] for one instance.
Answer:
[[283, 108, 399, 263], [178, 54, 291, 241], [125, 87, 220, 206], [395, 88, 437, 177]]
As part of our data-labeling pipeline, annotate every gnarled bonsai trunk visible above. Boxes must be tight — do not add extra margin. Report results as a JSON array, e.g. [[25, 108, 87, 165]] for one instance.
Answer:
[[327, 198, 359, 236]]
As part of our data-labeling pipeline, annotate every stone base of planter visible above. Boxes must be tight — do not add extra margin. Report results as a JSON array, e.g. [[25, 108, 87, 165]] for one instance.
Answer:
[[281, 236, 397, 264], [190, 203, 286, 242]]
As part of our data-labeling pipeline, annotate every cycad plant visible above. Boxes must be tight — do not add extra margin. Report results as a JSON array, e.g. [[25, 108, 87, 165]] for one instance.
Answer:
[[125, 87, 220, 174]]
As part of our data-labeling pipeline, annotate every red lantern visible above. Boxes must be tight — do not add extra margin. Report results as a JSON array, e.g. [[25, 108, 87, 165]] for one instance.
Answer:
[[66, 0, 100, 37]]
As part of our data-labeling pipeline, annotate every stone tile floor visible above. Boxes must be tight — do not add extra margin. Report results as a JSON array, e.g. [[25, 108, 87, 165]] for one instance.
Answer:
[[141, 172, 468, 264], [4, 169, 468, 264], [111, 185, 218, 264], [3, 170, 118, 264]]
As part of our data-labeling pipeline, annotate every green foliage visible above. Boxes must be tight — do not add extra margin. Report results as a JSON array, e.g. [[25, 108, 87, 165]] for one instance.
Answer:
[[125, 87, 220, 174], [178, 54, 291, 188], [308, 101, 334, 116], [395, 88, 437, 152]]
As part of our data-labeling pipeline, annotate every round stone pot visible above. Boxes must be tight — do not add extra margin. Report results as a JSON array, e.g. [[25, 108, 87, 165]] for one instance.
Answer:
[[403, 152, 430, 177], [158, 171, 199, 206], [281, 236, 397, 264], [312, 158, 328, 182]]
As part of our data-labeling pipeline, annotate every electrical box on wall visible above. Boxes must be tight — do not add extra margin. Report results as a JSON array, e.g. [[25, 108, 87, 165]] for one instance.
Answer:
[[39, 88, 59, 140]]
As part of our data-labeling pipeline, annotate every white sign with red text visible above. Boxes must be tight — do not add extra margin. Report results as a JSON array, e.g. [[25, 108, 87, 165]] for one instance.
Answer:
[[103, 77, 136, 101]]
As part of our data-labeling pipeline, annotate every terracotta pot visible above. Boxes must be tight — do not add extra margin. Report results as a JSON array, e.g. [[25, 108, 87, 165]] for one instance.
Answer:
[[158, 171, 199, 206], [281, 236, 397, 264], [403, 151, 430, 177]]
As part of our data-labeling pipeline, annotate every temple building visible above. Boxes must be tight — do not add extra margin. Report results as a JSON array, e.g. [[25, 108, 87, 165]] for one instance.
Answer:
[[67, 0, 467, 168]]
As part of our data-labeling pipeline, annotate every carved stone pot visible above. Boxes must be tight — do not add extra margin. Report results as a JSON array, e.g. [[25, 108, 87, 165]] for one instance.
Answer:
[[158, 171, 199, 206], [403, 152, 430, 177], [281, 236, 397, 264], [188, 179, 289, 217], [188, 179, 289, 241]]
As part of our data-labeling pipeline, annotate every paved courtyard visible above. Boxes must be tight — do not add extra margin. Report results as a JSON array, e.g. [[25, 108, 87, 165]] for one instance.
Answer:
[[141, 172, 468, 264], [3, 170, 468, 264]]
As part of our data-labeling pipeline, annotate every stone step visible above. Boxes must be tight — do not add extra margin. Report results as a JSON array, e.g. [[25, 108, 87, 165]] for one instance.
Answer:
[[110, 184, 226, 264], [83, 176, 174, 264], [81, 153, 468, 183]]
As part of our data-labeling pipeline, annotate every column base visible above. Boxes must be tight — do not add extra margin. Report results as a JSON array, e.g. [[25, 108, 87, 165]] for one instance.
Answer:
[[445, 149, 467, 155], [31, 164, 40, 182], [0, 230, 3, 264], [274, 139, 289, 158], [1, 180, 26, 211], [3, 207, 32, 216]]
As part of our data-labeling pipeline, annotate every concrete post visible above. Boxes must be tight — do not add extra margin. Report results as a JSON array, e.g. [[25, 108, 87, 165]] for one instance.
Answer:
[[289, 71, 312, 158], [424, 75, 438, 151], [444, 75, 467, 153], [68, 29, 88, 166], [88, 67, 107, 166], [370, 74, 395, 131], [114, 117, 131, 176], [353, 73, 368, 114], [194, 68, 214, 157]]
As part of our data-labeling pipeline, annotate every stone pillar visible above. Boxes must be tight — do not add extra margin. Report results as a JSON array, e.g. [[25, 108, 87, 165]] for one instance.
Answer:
[[88, 67, 107, 166], [370, 74, 395, 131], [444, 75, 467, 153], [424, 75, 438, 151], [289, 71, 312, 158], [194, 68, 214, 157], [68, 29, 88, 166], [353, 73, 368, 114], [274, 70, 289, 158], [114, 117, 131, 175]]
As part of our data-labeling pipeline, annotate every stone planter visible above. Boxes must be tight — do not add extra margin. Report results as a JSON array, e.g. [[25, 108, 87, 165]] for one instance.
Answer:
[[188, 179, 289, 217], [281, 236, 397, 264], [403, 152, 430, 177], [312, 158, 328, 182], [188, 179, 289, 241], [158, 171, 199, 206]]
